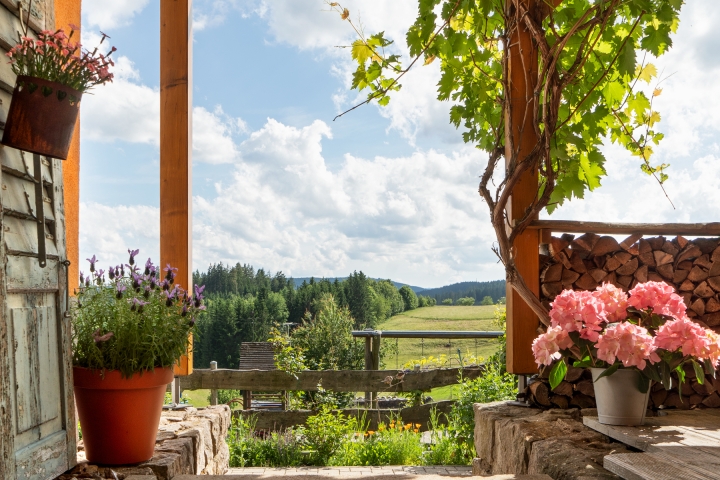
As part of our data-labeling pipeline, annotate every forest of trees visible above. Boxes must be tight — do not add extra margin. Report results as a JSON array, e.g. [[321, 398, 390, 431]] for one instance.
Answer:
[[421, 280, 506, 305], [192, 263, 437, 369]]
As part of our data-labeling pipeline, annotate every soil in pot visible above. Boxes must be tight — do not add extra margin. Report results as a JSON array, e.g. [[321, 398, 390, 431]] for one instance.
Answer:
[[73, 366, 174, 465]]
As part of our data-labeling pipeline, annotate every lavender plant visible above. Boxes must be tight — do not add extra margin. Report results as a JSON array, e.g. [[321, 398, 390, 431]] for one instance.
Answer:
[[72, 249, 205, 378]]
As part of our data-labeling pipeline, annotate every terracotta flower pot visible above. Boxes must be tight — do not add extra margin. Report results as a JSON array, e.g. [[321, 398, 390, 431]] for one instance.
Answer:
[[73, 366, 174, 465], [591, 367, 650, 426], [2, 75, 82, 159]]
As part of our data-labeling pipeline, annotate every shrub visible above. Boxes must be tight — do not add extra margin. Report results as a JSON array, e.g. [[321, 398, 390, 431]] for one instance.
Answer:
[[456, 297, 475, 306], [303, 406, 361, 465], [442, 298, 453, 305], [480, 295, 494, 305], [227, 416, 305, 467], [399, 285, 419, 310], [332, 418, 423, 466]]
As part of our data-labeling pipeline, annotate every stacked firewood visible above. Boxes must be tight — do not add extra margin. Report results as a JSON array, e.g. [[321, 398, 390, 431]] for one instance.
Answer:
[[527, 233, 720, 410], [540, 233, 720, 327], [525, 363, 720, 410]]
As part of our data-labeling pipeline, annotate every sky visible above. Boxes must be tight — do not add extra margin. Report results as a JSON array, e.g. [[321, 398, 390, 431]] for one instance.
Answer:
[[78, 0, 720, 289]]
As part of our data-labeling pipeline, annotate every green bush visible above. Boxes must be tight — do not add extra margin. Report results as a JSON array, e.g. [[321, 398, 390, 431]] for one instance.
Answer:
[[304, 406, 361, 465], [442, 298, 453, 305], [227, 416, 306, 467], [480, 296, 494, 305], [456, 297, 475, 306], [332, 418, 423, 466]]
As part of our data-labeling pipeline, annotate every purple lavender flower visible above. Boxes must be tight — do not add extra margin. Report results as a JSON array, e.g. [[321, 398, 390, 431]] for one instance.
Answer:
[[194, 285, 205, 308], [181, 304, 188, 317], [131, 273, 142, 292], [116, 283, 126, 299], [130, 298, 149, 313], [161, 279, 170, 291], [92, 328, 114, 344], [95, 269, 105, 285], [79, 271, 85, 284], [86, 255, 97, 273], [144, 258, 152, 275], [108, 266, 115, 280], [164, 264, 178, 284], [144, 285, 152, 299], [119, 264, 125, 277], [128, 248, 140, 266]]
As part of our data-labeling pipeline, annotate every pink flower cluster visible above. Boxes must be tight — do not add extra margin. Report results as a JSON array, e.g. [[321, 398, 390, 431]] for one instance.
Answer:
[[532, 325, 573, 366], [6, 27, 115, 93], [596, 322, 659, 370], [654, 317, 720, 365], [627, 281, 687, 319], [532, 280, 720, 370], [548, 283, 628, 342]]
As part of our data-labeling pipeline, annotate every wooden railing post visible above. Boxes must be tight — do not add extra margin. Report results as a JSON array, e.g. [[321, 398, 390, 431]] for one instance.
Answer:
[[371, 333, 381, 409], [209, 361, 218, 406], [364, 335, 373, 407]]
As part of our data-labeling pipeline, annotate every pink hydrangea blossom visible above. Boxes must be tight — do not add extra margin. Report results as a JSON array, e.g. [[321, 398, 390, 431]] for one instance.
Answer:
[[595, 322, 659, 370], [627, 281, 686, 319], [532, 326, 574, 366], [549, 290, 607, 341], [654, 317, 720, 364], [594, 283, 629, 322]]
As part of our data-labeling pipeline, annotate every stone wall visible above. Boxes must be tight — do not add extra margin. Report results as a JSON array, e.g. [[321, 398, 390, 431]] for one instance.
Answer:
[[60, 405, 230, 480], [473, 402, 630, 479]]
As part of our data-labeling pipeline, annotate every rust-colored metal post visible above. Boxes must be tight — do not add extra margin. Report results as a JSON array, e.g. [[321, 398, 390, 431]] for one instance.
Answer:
[[161, 0, 193, 376], [505, 0, 541, 374]]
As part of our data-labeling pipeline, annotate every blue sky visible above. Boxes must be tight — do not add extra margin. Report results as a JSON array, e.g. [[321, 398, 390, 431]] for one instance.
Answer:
[[78, 0, 720, 288]]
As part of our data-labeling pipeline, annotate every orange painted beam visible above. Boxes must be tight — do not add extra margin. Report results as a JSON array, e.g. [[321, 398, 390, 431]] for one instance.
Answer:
[[55, 0, 81, 293], [505, 0, 541, 374], [161, 0, 193, 375]]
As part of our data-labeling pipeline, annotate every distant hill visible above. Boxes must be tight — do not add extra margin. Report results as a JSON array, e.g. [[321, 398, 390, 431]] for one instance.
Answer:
[[292, 277, 426, 293], [421, 280, 506, 304]]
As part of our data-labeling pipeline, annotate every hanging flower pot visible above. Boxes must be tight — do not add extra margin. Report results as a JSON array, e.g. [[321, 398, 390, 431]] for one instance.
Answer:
[[1, 76, 81, 159], [1, 27, 115, 159], [73, 366, 174, 465]]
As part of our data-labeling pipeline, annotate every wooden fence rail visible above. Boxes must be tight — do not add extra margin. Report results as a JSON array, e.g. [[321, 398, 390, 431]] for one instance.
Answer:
[[175, 366, 483, 393]]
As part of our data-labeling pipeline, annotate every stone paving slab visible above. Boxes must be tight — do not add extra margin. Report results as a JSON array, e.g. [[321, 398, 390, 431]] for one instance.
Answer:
[[172, 465, 551, 479]]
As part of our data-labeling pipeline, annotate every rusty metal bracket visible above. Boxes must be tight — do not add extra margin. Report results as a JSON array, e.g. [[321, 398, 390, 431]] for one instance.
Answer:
[[33, 153, 46, 268]]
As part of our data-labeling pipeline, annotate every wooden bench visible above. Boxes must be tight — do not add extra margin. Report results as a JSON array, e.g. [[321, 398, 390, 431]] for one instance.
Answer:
[[237, 342, 288, 410]]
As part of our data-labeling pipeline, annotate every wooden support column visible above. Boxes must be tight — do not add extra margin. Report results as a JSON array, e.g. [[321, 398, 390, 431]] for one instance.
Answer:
[[55, 0, 81, 293], [505, 0, 541, 374], [161, 0, 193, 376]]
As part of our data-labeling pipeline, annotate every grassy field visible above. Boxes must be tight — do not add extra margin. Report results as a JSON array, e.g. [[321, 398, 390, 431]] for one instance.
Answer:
[[377, 305, 502, 370]]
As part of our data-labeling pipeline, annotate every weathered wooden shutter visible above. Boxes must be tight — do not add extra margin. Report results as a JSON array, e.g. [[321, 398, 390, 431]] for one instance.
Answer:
[[0, 2, 76, 479]]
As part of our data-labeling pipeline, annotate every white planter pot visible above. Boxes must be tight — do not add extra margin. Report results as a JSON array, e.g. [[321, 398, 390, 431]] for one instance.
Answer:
[[590, 367, 650, 426]]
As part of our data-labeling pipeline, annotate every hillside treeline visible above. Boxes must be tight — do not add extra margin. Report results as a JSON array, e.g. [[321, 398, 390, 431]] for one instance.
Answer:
[[192, 263, 436, 369], [422, 280, 506, 304]]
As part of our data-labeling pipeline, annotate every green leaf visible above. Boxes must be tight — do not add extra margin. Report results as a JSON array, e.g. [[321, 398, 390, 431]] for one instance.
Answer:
[[660, 362, 671, 391], [638, 373, 650, 394], [617, 40, 636, 77], [377, 95, 390, 106], [643, 364, 661, 383], [692, 360, 705, 385], [549, 360, 567, 390], [595, 363, 620, 381]]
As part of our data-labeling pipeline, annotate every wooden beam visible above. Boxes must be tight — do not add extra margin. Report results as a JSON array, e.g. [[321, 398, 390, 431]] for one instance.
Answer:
[[55, 0, 81, 294], [176, 366, 484, 392], [160, 0, 193, 376], [529, 220, 720, 236], [505, 0, 541, 375]]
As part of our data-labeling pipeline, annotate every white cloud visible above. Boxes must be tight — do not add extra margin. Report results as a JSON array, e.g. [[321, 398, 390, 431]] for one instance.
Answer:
[[80, 202, 159, 271], [82, 117, 502, 286], [81, 56, 160, 144], [82, 58, 245, 163], [83, 0, 150, 30]]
